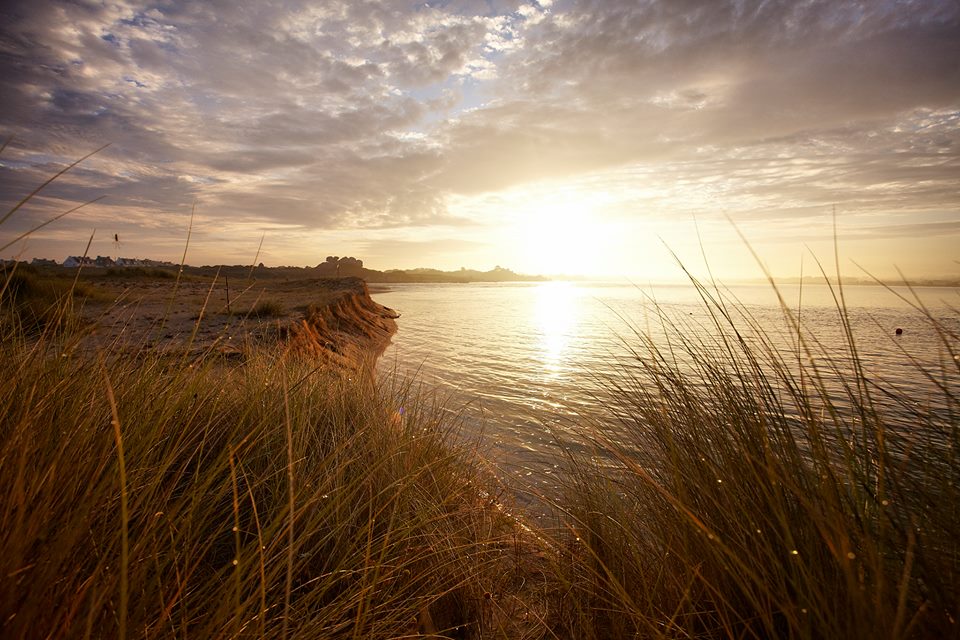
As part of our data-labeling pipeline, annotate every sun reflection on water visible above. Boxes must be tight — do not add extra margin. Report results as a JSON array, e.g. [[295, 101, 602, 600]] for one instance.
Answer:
[[531, 281, 579, 375]]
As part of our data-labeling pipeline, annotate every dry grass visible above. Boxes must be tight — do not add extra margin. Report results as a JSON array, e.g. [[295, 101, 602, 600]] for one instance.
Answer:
[[0, 327, 529, 638], [543, 275, 959, 639], [0, 264, 109, 333], [249, 299, 286, 318]]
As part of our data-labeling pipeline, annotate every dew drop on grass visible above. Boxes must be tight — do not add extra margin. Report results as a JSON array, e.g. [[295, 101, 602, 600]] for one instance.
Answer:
[[232, 559, 238, 566], [791, 550, 799, 556], [847, 552, 856, 560]]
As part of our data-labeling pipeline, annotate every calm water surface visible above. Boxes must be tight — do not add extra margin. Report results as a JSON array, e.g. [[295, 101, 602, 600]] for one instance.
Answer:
[[375, 282, 958, 507]]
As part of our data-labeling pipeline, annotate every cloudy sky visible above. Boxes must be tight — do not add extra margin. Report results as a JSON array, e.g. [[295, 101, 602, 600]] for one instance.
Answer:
[[1, 0, 958, 280]]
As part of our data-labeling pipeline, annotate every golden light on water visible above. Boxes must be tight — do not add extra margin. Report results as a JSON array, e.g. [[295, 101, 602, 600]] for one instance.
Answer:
[[532, 281, 579, 375]]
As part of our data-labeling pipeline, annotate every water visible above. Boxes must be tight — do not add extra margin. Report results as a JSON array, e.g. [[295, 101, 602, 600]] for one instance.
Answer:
[[375, 281, 959, 506]]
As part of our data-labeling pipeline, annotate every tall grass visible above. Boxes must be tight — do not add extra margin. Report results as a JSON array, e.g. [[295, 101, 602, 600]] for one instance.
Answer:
[[547, 276, 959, 639], [0, 264, 106, 334], [0, 333, 528, 638]]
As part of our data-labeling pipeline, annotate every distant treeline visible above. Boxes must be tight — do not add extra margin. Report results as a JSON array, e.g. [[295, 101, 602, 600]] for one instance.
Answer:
[[311, 255, 546, 282], [5, 256, 547, 283], [184, 257, 547, 283]]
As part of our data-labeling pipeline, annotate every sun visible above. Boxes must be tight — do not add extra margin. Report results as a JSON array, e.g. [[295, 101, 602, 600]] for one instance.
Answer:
[[510, 199, 616, 277]]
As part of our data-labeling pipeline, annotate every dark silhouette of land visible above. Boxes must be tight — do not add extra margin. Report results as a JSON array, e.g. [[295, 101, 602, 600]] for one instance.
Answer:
[[8, 255, 548, 284], [303, 255, 547, 283]]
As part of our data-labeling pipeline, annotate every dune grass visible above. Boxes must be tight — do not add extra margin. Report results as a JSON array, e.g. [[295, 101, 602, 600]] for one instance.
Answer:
[[0, 322, 531, 638], [4, 267, 955, 639], [249, 299, 287, 318], [1, 264, 109, 333], [545, 275, 959, 639]]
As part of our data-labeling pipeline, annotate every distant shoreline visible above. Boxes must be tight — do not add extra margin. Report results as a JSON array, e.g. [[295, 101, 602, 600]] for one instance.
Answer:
[[7, 260, 957, 288], [5, 260, 549, 285]]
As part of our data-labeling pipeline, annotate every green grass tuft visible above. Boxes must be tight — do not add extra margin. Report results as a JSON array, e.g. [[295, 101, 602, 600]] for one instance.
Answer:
[[249, 299, 286, 318], [1, 265, 109, 333]]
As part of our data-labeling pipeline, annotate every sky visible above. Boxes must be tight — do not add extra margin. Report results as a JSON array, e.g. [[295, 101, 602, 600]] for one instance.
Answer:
[[0, 0, 958, 281]]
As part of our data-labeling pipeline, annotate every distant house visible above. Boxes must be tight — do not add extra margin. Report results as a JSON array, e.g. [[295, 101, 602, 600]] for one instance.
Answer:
[[63, 256, 96, 268], [115, 257, 144, 267], [94, 255, 115, 267], [30, 258, 58, 267]]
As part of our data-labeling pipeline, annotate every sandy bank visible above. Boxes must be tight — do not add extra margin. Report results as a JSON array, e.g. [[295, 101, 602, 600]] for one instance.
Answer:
[[288, 277, 399, 370], [79, 275, 398, 368]]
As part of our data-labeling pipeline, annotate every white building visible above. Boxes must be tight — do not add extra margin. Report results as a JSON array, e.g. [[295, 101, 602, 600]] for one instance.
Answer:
[[63, 256, 95, 268]]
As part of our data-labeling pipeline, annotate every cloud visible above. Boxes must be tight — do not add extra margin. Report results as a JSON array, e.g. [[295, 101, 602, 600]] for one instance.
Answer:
[[427, 0, 960, 206], [0, 1, 478, 243], [0, 0, 957, 268]]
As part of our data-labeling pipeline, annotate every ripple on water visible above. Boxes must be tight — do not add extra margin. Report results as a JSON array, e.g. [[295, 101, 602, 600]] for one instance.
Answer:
[[377, 281, 959, 504]]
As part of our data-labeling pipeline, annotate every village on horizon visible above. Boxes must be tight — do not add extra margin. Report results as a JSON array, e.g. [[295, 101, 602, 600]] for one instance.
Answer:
[[4, 256, 178, 268]]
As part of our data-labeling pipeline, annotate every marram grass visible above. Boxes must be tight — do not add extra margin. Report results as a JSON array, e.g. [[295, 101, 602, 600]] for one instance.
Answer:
[[544, 276, 959, 639], [0, 326, 523, 638]]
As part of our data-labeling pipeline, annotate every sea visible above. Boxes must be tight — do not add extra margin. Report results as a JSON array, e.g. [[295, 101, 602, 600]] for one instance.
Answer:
[[375, 281, 959, 514]]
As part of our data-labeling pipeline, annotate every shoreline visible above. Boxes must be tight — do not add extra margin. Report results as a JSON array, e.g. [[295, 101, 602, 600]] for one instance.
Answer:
[[288, 277, 399, 370], [75, 274, 399, 369]]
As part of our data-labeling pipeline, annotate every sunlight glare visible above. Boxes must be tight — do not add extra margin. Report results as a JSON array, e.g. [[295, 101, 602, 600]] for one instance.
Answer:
[[511, 196, 617, 276], [532, 281, 579, 375]]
